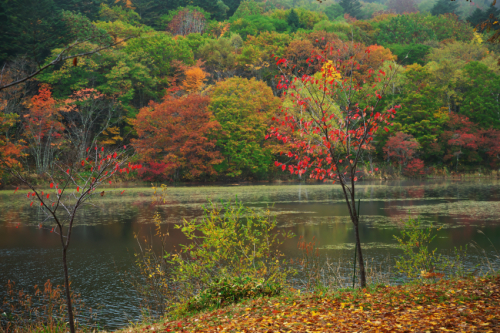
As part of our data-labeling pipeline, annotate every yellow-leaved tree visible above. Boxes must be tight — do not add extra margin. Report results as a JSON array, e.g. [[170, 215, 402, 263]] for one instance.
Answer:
[[182, 66, 208, 93]]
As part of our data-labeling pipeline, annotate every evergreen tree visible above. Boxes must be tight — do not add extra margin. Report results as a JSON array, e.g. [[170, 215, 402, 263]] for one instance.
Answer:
[[467, 5, 499, 30], [287, 9, 300, 32], [339, 0, 362, 18], [53, 0, 102, 21], [0, 0, 68, 65], [430, 0, 461, 16], [224, 0, 242, 18]]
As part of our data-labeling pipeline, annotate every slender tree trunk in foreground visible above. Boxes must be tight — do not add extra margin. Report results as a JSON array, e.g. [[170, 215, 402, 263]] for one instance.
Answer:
[[62, 245, 76, 333]]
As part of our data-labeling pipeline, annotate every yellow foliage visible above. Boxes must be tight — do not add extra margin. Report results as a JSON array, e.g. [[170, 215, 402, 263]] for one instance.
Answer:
[[182, 67, 207, 93], [320, 61, 342, 82], [472, 31, 483, 45], [100, 126, 123, 145], [115, 0, 135, 9], [433, 107, 449, 122]]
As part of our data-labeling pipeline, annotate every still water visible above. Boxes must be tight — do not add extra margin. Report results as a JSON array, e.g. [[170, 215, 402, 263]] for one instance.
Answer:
[[1, 180, 500, 329]]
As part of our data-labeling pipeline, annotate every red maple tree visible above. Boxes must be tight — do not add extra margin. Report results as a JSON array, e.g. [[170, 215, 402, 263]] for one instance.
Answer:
[[268, 42, 400, 287], [383, 132, 420, 166], [132, 93, 222, 181]]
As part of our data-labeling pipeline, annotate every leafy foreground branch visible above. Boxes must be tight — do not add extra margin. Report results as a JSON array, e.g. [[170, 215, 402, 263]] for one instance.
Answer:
[[121, 275, 500, 332]]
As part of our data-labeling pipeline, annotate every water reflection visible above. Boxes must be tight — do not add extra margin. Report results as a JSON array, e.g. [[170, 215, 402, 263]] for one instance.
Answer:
[[1, 180, 500, 329]]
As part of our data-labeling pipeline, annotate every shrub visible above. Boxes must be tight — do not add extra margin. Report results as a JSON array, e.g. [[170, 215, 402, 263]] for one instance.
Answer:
[[164, 199, 295, 314], [404, 158, 425, 177], [184, 276, 282, 313], [138, 161, 172, 182]]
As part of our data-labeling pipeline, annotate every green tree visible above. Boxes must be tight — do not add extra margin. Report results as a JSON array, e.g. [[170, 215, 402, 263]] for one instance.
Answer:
[[324, 3, 344, 20], [387, 64, 448, 161], [460, 61, 500, 129], [230, 0, 263, 20], [207, 77, 281, 179], [287, 9, 301, 32], [339, 0, 362, 18], [430, 0, 461, 16], [0, 0, 68, 65], [387, 44, 431, 66], [197, 35, 242, 80]]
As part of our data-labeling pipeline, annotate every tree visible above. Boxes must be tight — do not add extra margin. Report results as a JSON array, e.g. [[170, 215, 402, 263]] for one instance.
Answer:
[[197, 35, 243, 80], [442, 113, 479, 171], [269, 43, 400, 287], [2, 144, 138, 333], [324, 3, 345, 20], [383, 132, 420, 165], [386, 0, 418, 14], [376, 13, 437, 45], [287, 9, 301, 32], [0, 0, 68, 66], [208, 77, 281, 179], [59, 88, 121, 161], [0, 10, 141, 91], [230, 0, 263, 20], [431, 0, 461, 16], [167, 7, 207, 35], [132, 93, 223, 181], [181, 64, 208, 93], [403, 158, 425, 176], [387, 43, 431, 66], [0, 113, 24, 184], [22, 87, 65, 174], [459, 61, 500, 129], [339, 0, 362, 18]]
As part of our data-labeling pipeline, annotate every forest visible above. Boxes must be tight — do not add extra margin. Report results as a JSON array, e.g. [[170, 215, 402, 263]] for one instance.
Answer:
[[1, 0, 500, 184]]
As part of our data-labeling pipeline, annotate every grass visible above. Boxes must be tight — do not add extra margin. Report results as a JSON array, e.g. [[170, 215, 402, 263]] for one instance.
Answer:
[[115, 274, 500, 332]]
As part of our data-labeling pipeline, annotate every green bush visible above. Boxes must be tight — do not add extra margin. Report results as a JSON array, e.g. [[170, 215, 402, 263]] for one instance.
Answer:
[[167, 199, 295, 310], [184, 276, 282, 313], [387, 43, 431, 66]]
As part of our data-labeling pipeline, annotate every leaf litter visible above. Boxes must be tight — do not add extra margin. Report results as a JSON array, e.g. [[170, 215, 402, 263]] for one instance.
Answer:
[[123, 275, 499, 332]]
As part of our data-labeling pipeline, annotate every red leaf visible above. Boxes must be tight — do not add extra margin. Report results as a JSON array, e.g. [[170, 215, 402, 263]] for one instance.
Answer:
[[77, 186, 80, 192], [66, 169, 70, 174], [30, 202, 33, 207], [281, 164, 286, 171], [384, 127, 389, 132], [50, 183, 53, 188]]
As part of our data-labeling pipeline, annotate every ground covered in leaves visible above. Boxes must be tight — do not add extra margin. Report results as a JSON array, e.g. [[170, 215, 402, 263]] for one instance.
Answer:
[[125, 275, 500, 332]]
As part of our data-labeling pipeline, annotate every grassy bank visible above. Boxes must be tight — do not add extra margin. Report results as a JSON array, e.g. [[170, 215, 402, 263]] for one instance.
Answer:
[[118, 275, 500, 332]]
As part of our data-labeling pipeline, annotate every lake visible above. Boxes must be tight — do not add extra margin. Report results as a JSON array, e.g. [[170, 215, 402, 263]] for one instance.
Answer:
[[1, 180, 499, 330]]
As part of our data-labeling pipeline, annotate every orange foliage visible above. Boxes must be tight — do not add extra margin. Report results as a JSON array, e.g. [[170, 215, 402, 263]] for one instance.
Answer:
[[24, 87, 64, 143], [283, 39, 315, 75], [0, 113, 24, 174], [355, 44, 395, 82], [182, 67, 208, 93], [131, 94, 222, 181]]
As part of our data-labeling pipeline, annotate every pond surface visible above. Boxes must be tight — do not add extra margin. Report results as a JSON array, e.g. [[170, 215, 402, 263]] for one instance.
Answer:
[[1, 180, 500, 330]]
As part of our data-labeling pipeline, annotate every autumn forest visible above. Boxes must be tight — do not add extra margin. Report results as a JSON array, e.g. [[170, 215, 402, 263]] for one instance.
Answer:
[[1, 0, 500, 185]]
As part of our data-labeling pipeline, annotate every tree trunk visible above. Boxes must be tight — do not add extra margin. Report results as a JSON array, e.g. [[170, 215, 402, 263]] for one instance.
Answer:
[[353, 218, 366, 287], [62, 247, 76, 333]]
